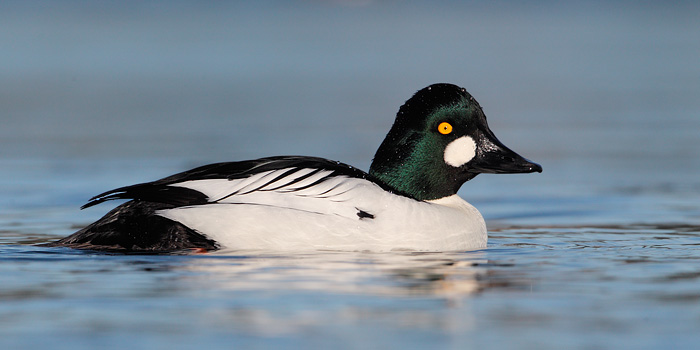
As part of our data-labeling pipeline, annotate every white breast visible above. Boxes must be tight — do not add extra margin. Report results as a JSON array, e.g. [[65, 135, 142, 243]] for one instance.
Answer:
[[155, 168, 487, 252]]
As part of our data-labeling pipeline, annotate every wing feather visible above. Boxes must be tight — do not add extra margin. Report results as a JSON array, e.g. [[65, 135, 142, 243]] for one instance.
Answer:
[[79, 156, 405, 210]]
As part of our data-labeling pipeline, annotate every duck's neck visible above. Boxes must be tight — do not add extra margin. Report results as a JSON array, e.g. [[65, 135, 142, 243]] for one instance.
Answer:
[[369, 136, 475, 201]]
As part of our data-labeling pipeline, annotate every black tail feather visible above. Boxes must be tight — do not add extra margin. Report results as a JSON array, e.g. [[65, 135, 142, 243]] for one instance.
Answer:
[[81, 184, 209, 209], [44, 201, 219, 252]]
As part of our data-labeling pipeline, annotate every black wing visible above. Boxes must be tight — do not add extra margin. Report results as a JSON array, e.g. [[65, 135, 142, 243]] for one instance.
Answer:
[[81, 156, 373, 209]]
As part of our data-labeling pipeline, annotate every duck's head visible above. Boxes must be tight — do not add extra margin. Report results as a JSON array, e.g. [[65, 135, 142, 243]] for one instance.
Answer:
[[369, 83, 542, 201]]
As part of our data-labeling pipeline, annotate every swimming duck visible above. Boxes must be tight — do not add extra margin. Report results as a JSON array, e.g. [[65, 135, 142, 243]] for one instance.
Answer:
[[46, 83, 541, 253]]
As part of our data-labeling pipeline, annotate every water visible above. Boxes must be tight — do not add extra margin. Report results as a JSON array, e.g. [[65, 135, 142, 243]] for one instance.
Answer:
[[1, 1, 700, 349]]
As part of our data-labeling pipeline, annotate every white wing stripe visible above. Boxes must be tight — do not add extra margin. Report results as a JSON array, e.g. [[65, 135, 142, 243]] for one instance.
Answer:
[[170, 167, 357, 202], [259, 168, 317, 191], [222, 169, 276, 194], [277, 170, 334, 192], [232, 169, 292, 196]]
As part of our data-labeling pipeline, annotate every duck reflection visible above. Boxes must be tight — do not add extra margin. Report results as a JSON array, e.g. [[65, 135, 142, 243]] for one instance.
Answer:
[[174, 250, 492, 299]]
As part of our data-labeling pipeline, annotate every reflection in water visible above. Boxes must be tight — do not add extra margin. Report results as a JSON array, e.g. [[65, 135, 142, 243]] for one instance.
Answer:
[[180, 250, 489, 298], [166, 250, 494, 336], [0, 243, 497, 339]]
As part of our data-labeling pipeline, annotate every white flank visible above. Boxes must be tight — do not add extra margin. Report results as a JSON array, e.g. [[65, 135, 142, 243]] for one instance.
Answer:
[[155, 170, 488, 252], [443, 136, 477, 167]]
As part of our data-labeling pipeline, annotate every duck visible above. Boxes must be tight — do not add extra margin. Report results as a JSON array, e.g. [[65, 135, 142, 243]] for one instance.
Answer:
[[45, 83, 541, 253]]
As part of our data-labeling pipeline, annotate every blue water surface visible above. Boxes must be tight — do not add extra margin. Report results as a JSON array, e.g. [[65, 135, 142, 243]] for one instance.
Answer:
[[1, 1, 699, 349]]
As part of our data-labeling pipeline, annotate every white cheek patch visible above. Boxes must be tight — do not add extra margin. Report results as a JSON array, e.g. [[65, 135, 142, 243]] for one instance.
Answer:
[[444, 136, 477, 167]]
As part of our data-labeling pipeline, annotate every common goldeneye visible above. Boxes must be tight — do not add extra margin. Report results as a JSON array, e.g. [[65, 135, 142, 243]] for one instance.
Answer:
[[45, 83, 541, 253]]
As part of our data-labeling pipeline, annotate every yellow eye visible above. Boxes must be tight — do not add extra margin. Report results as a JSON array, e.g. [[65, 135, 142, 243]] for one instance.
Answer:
[[438, 122, 453, 135]]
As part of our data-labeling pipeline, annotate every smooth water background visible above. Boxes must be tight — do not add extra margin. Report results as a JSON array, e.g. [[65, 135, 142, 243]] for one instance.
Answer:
[[1, 1, 699, 349]]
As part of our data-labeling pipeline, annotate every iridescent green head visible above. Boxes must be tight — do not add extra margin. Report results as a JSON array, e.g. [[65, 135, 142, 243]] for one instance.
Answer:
[[369, 83, 542, 201]]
